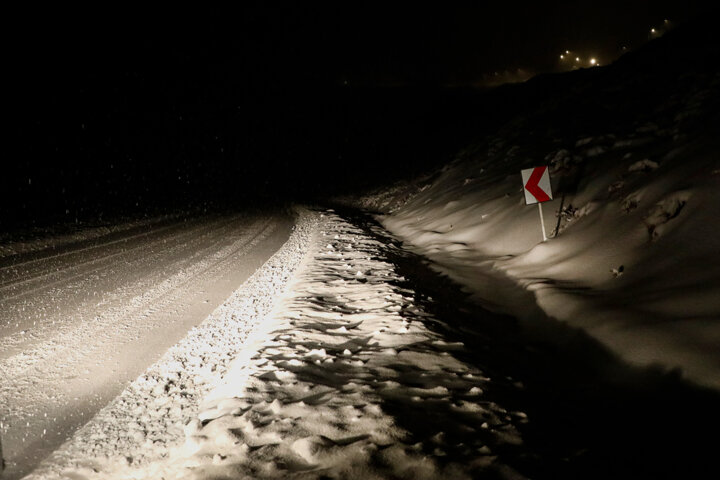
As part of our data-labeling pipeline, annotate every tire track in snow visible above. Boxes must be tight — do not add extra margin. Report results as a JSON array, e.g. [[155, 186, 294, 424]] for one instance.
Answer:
[[0, 215, 265, 361], [0, 217, 183, 273], [0, 214, 247, 343], [1, 217, 274, 405], [0, 215, 232, 299]]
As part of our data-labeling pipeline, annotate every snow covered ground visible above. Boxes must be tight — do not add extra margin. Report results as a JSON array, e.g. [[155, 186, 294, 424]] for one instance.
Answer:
[[16, 209, 314, 479], [353, 29, 720, 392], [10, 206, 720, 478], [0, 211, 293, 479], [21, 209, 529, 479]]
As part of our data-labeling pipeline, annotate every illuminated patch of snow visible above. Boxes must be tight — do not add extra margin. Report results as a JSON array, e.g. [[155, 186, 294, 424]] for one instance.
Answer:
[[31, 210, 524, 479]]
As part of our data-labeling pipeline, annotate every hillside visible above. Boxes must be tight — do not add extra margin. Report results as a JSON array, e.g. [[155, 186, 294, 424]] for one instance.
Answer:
[[355, 17, 720, 390]]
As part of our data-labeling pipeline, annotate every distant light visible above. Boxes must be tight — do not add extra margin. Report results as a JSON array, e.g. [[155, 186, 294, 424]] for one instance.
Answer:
[[560, 54, 564, 59], [664, 19, 669, 24], [565, 50, 570, 54], [575, 57, 580, 62], [590, 58, 597, 65], [651, 28, 656, 33]]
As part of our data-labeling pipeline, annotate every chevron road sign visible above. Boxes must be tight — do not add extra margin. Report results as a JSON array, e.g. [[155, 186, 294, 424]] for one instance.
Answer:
[[521, 166, 553, 241], [521, 166, 553, 205]]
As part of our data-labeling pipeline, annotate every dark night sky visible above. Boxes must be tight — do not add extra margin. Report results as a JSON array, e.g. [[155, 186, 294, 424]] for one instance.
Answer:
[[11, 2, 708, 88], [3, 1, 712, 228]]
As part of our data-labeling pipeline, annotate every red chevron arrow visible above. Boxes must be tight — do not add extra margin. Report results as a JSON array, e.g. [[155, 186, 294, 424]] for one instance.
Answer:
[[525, 166, 551, 202]]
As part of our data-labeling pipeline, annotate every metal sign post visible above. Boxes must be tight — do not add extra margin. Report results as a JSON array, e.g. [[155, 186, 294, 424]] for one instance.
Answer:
[[538, 202, 547, 241], [520, 166, 553, 242]]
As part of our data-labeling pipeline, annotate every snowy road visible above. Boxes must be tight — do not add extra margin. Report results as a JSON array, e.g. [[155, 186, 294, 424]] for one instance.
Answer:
[[5, 208, 718, 479], [0, 210, 293, 479]]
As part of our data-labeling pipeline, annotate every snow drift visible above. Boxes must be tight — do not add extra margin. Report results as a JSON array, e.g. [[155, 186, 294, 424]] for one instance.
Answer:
[[357, 20, 720, 390]]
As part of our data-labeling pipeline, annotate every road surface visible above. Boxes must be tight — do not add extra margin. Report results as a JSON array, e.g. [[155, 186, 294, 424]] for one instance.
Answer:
[[0, 209, 293, 479]]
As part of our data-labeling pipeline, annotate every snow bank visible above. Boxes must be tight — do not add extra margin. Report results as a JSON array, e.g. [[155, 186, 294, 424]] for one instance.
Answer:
[[158, 210, 525, 479], [363, 35, 720, 390]]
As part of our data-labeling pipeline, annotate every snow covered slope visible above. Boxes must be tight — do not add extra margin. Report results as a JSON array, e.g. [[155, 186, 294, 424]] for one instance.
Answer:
[[361, 22, 720, 390]]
